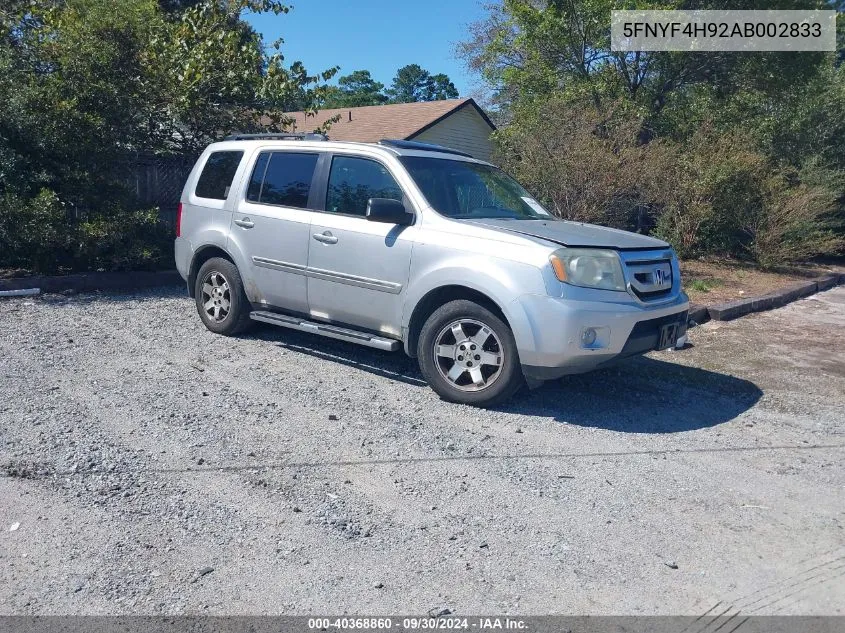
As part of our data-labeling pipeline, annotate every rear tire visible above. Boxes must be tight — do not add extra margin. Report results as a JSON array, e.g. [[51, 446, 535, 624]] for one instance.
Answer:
[[417, 300, 523, 407], [194, 258, 253, 336]]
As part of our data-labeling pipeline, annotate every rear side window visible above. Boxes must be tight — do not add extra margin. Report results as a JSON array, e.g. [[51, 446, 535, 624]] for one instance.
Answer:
[[246, 151, 318, 209], [326, 156, 403, 217], [194, 151, 244, 200]]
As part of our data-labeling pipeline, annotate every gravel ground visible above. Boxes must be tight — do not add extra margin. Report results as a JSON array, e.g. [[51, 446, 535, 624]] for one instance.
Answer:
[[0, 285, 843, 616]]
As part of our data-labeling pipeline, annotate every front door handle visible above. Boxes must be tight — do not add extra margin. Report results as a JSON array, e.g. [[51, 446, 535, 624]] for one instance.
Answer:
[[234, 217, 254, 229], [313, 231, 338, 245]]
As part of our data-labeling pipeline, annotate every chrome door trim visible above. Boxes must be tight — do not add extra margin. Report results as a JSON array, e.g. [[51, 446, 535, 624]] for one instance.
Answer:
[[253, 256, 307, 274], [252, 256, 402, 294], [307, 266, 403, 294]]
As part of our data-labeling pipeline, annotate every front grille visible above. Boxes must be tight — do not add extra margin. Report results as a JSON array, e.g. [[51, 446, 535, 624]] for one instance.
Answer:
[[631, 284, 672, 301], [622, 254, 674, 301]]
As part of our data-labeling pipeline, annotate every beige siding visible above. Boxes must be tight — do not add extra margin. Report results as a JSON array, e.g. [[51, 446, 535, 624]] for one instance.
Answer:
[[411, 105, 495, 161]]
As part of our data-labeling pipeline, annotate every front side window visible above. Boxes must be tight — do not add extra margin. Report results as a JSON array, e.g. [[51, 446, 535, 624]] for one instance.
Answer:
[[246, 151, 319, 209], [195, 151, 244, 200], [399, 156, 551, 220], [326, 156, 403, 217]]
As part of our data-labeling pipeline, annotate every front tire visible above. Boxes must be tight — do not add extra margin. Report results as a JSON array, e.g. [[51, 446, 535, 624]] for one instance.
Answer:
[[194, 258, 253, 336], [417, 300, 523, 407]]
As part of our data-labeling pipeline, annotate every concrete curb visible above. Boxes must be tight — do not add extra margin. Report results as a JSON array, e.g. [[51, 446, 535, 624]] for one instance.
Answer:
[[0, 270, 182, 295], [687, 304, 710, 326], [703, 274, 843, 323]]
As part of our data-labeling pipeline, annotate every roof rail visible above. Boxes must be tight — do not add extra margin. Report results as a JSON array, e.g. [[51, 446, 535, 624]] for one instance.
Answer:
[[378, 139, 473, 158], [224, 132, 328, 141]]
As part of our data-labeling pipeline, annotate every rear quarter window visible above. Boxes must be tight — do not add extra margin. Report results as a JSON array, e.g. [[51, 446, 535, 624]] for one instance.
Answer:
[[194, 151, 244, 200]]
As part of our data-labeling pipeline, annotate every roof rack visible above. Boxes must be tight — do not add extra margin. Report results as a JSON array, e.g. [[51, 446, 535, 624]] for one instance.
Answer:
[[224, 132, 328, 141], [378, 139, 473, 158]]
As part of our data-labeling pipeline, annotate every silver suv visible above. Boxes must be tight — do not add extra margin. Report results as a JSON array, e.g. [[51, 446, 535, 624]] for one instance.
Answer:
[[175, 134, 689, 406]]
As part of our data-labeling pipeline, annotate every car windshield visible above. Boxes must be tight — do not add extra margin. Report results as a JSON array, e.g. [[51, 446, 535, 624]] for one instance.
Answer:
[[399, 155, 552, 220]]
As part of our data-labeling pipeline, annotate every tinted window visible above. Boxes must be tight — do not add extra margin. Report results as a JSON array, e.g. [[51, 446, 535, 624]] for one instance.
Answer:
[[195, 151, 243, 200], [399, 156, 550, 220], [246, 151, 318, 209], [326, 156, 403, 217]]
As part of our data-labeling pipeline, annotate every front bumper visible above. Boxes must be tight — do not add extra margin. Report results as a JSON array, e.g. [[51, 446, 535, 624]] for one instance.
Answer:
[[510, 292, 689, 381]]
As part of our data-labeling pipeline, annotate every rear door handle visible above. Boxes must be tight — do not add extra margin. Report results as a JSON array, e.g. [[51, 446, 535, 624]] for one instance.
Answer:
[[234, 217, 254, 229], [313, 231, 338, 244]]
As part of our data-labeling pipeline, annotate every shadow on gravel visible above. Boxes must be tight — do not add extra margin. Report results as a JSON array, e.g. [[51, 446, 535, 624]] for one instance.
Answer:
[[252, 325, 762, 433], [502, 356, 764, 433], [252, 326, 428, 387]]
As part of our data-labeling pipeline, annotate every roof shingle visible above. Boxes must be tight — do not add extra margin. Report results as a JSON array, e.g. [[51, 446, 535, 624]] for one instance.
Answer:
[[280, 98, 482, 142]]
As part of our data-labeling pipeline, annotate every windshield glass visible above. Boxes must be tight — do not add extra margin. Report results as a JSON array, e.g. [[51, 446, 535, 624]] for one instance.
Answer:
[[399, 156, 552, 220]]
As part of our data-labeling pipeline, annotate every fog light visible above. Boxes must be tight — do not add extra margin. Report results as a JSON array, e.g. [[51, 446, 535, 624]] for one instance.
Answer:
[[579, 325, 610, 349]]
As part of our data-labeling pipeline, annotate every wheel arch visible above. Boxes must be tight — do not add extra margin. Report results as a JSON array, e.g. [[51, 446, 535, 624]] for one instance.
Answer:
[[404, 285, 512, 358], [187, 245, 234, 298]]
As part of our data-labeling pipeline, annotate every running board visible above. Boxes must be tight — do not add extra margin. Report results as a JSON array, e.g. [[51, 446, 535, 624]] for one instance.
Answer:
[[249, 310, 401, 351]]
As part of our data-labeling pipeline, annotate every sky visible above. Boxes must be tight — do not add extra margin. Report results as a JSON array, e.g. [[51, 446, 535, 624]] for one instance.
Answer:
[[245, 0, 488, 97]]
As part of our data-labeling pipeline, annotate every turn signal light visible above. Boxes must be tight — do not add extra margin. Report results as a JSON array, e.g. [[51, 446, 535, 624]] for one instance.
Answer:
[[550, 255, 567, 282]]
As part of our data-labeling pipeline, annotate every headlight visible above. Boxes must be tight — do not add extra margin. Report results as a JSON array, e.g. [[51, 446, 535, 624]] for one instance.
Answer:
[[549, 248, 626, 291]]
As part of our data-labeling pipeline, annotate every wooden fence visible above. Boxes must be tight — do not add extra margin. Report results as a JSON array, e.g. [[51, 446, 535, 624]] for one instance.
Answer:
[[130, 154, 197, 226]]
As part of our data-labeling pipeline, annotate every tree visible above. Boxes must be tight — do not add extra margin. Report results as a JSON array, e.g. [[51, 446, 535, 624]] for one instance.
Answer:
[[146, 0, 339, 153], [0, 0, 339, 272], [0, 0, 338, 196], [388, 64, 459, 103], [429, 73, 459, 100], [459, 0, 831, 134], [323, 70, 389, 108], [459, 0, 844, 266]]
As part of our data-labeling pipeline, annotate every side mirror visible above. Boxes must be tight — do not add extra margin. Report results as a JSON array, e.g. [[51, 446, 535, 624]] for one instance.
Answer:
[[366, 198, 414, 226]]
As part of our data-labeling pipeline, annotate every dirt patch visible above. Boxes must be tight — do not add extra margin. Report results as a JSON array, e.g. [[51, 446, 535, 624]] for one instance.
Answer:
[[681, 258, 844, 305]]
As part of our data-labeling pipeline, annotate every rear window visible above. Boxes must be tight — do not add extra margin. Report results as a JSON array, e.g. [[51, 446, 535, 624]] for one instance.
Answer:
[[246, 151, 319, 209], [194, 151, 244, 200]]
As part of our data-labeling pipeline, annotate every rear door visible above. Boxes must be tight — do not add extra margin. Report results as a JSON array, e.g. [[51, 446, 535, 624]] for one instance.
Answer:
[[228, 150, 321, 313], [306, 154, 415, 336]]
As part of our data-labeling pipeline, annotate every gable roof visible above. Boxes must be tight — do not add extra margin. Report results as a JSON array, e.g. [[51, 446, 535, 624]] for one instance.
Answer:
[[281, 98, 495, 143]]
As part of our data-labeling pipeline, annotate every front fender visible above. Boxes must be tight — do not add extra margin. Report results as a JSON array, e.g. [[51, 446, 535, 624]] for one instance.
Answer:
[[401, 247, 546, 356]]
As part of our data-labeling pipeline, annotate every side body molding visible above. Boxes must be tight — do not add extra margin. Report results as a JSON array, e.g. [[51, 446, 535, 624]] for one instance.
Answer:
[[252, 256, 403, 295]]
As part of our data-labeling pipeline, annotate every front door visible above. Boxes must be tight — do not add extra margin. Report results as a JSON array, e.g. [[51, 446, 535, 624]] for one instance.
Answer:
[[229, 150, 320, 314], [306, 155, 415, 337]]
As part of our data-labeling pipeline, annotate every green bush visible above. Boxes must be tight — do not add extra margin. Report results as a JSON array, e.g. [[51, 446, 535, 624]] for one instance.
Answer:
[[495, 100, 845, 268], [743, 170, 845, 270], [651, 130, 766, 259], [75, 207, 172, 272], [0, 190, 172, 274], [0, 189, 75, 273]]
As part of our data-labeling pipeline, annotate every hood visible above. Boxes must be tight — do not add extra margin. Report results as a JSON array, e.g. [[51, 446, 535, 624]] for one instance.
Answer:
[[464, 218, 670, 250]]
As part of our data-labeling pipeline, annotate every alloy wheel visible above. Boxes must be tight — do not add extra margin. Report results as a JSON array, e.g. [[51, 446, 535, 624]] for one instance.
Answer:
[[200, 271, 231, 323], [433, 318, 504, 392]]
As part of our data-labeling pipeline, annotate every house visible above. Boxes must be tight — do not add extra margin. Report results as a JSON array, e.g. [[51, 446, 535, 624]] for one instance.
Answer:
[[282, 98, 497, 162]]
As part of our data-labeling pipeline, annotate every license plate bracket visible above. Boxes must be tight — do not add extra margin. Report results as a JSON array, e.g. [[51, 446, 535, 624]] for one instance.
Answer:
[[657, 323, 679, 350]]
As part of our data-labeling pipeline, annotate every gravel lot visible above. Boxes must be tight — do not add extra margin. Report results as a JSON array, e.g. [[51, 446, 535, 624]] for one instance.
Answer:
[[1, 285, 843, 616]]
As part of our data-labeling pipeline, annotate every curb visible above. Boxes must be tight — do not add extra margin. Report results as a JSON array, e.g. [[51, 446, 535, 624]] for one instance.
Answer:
[[0, 270, 183, 295], [701, 273, 843, 324], [687, 304, 710, 326]]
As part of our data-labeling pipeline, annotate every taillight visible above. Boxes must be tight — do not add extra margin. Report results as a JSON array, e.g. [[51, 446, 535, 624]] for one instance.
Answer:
[[176, 202, 183, 237]]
